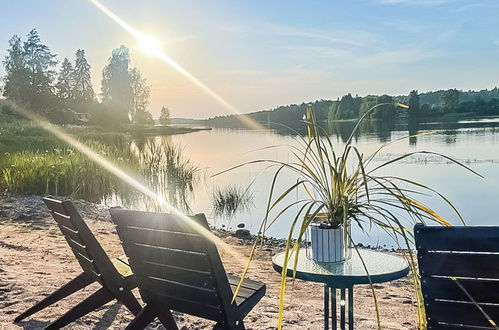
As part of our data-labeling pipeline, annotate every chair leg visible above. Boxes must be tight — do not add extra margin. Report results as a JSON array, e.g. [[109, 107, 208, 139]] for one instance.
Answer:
[[43, 287, 114, 330], [213, 322, 227, 329], [14, 272, 95, 322], [213, 320, 245, 330], [118, 291, 142, 315], [156, 307, 179, 330], [125, 304, 157, 330]]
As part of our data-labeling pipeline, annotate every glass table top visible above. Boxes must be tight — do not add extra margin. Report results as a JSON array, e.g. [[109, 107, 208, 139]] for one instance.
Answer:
[[272, 248, 410, 286]]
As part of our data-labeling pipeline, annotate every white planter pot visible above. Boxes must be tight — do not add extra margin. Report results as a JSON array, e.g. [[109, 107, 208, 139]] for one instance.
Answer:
[[310, 225, 345, 262]]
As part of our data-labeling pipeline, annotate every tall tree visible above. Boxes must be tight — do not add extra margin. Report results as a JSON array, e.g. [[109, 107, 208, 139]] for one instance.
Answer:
[[22, 29, 58, 111], [408, 90, 420, 118], [129, 67, 150, 123], [442, 89, 460, 112], [73, 49, 94, 103], [159, 106, 171, 125], [101, 45, 132, 123], [2, 35, 29, 104], [55, 58, 74, 101]]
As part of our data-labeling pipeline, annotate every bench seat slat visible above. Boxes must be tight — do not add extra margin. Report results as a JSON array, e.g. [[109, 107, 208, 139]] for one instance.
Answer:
[[228, 274, 264, 292], [111, 258, 133, 278]]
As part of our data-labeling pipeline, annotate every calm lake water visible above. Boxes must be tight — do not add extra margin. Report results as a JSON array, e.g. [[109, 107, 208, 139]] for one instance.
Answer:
[[128, 117, 499, 248]]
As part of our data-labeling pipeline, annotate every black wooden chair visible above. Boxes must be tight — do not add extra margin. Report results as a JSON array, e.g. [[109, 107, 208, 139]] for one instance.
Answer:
[[110, 209, 266, 330], [415, 224, 499, 329], [14, 197, 141, 329]]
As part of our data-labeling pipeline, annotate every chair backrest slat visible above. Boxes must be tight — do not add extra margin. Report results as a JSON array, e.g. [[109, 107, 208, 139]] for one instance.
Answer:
[[66, 237, 88, 256], [122, 242, 213, 273], [119, 226, 206, 254], [43, 197, 66, 215], [416, 225, 499, 252], [427, 300, 499, 328], [111, 209, 241, 324], [51, 212, 76, 231], [43, 197, 119, 288], [415, 224, 499, 329], [423, 277, 499, 304]]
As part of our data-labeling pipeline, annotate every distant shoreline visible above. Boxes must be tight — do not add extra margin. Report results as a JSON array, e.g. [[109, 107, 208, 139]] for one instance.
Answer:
[[128, 125, 212, 136]]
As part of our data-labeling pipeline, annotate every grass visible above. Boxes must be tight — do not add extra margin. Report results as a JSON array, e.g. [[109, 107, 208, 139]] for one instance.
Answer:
[[0, 116, 200, 210], [0, 142, 135, 203]]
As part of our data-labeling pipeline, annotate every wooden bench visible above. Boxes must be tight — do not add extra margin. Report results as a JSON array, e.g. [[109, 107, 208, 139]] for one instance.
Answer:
[[14, 197, 141, 329], [415, 224, 499, 329], [110, 209, 266, 330]]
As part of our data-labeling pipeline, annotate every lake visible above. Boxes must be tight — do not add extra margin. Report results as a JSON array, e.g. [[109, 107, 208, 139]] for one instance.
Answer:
[[4, 116, 497, 248], [131, 117, 499, 248]]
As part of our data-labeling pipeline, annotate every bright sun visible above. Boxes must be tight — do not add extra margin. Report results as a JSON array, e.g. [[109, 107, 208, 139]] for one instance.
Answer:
[[138, 34, 162, 56]]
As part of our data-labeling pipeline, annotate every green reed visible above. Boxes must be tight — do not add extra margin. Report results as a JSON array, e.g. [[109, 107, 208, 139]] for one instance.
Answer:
[[212, 184, 254, 220], [0, 142, 135, 203], [0, 117, 200, 210]]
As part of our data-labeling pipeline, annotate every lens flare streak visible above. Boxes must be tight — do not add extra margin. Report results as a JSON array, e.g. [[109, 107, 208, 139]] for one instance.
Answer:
[[7, 101, 245, 263]]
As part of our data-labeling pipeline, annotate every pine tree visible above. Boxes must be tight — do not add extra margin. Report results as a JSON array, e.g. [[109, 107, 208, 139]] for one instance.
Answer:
[[2, 35, 29, 104], [22, 29, 57, 110], [56, 58, 74, 101], [3, 29, 58, 113], [73, 49, 94, 103]]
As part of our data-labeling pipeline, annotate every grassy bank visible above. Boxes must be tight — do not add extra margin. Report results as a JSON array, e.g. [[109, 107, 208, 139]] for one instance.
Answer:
[[0, 115, 200, 209]]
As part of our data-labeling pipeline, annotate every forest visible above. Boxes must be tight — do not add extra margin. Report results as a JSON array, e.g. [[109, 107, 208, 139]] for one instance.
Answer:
[[206, 88, 499, 129], [0, 29, 170, 127]]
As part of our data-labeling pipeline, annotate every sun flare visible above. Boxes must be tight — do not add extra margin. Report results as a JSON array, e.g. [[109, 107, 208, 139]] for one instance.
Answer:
[[138, 34, 162, 56]]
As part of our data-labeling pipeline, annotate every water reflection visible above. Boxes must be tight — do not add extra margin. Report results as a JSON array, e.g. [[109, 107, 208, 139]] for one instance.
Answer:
[[108, 136, 200, 212], [164, 117, 499, 246], [312, 117, 499, 146]]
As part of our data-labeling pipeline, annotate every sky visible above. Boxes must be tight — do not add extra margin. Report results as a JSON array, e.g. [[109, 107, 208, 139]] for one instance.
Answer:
[[0, 0, 498, 119]]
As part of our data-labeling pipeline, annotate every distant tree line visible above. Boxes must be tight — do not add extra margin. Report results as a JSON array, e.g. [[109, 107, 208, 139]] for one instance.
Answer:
[[1, 28, 170, 127], [206, 88, 499, 129]]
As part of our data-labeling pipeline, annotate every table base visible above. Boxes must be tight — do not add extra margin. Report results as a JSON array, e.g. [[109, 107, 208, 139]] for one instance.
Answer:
[[324, 285, 354, 330]]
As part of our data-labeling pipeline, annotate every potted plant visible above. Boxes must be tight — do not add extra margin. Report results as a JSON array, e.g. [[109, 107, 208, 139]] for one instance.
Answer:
[[308, 212, 347, 262], [218, 103, 480, 329]]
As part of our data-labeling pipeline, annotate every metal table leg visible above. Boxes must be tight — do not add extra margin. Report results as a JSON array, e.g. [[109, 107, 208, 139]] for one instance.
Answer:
[[340, 288, 346, 329], [326, 285, 353, 330], [331, 286, 337, 330], [348, 286, 354, 330], [324, 285, 329, 330]]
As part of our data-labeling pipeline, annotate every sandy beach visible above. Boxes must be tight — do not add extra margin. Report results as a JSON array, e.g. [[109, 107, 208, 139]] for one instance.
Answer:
[[0, 195, 417, 329]]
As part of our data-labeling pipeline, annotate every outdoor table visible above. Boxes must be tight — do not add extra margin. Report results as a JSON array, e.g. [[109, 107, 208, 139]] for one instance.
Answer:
[[272, 248, 409, 330]]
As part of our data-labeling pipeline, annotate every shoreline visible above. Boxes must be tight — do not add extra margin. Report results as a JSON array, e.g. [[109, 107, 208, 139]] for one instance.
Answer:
[[0, 193, 418, 329], [0, 193, 409, 253]]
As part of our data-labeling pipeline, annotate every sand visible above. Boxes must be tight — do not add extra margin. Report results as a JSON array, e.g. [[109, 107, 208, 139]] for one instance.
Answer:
[[0, 207, 418, 329]]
